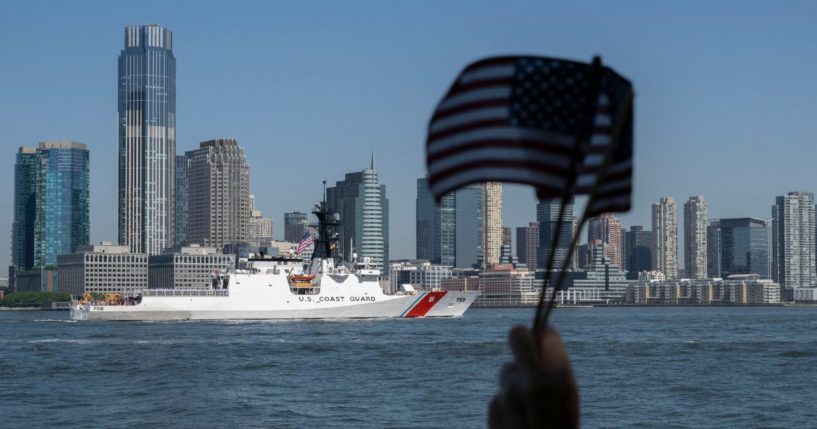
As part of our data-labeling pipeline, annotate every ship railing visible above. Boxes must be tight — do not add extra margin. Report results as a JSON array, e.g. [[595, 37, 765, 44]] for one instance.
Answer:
[[142, 289, 230, 297]]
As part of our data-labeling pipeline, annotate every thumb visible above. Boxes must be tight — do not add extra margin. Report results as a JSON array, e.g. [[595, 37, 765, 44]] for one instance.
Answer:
[[539, 326, 572, 372]]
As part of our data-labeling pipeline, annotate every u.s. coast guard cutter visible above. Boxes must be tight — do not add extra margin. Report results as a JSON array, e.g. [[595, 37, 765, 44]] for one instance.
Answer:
[[70, 197, 478, 321]]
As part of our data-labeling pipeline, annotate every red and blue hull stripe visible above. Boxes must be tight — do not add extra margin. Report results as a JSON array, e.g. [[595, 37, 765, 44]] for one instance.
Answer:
[[400, 291, 448, 318]]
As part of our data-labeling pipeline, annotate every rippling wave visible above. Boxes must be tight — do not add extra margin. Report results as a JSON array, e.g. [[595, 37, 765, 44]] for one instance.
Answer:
[[3, 307, 817, 428]]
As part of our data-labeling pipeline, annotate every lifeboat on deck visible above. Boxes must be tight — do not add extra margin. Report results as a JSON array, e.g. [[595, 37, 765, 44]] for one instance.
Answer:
[[288, 274, 315, 288]]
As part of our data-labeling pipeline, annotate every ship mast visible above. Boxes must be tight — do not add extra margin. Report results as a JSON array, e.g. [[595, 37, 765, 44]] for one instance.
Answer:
[[311, 180, 341, 263]]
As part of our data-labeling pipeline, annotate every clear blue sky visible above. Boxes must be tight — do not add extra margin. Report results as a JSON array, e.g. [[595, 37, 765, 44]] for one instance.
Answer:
[[1, 0, 817, 269]]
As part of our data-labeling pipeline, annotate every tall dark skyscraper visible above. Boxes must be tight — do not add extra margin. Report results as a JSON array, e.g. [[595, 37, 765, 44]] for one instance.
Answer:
[[624, 226, 654, 280], [454, 184, 484, 268], [537, 198, 574, 270], [174, 155, 188, 246], [516, 222, 539, 270], [11, 142, 90, 288], [12, 147, 39, 271], [415, 178, 455, 265], [707, 220, 721, 278], [118, 25, 176, 255], [284, 212, 309, 243], [719, 218, 770, 278]]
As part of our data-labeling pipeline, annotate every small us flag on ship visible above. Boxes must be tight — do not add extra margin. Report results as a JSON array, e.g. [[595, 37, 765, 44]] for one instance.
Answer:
[[425, 56, 633, 216], [296, 229, 314, 255]]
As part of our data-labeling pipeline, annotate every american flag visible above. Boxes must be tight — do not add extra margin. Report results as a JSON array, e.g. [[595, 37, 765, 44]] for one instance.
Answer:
[[295, 229, 314, 256], [426, 56, 633, 213], [574, 83, 634, 216]]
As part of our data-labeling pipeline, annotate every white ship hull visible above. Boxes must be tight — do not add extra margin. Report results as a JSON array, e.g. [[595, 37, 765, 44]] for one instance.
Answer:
[[70, 266, 478, 321]]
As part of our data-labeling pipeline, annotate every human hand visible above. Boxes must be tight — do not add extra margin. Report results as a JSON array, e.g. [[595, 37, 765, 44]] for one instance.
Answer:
[[488, 325, 579, 428]]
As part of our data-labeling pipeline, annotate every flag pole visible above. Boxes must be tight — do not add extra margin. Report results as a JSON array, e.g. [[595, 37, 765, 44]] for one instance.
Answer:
[[540, 88, 635, 328], [532, 55, 605, 339]]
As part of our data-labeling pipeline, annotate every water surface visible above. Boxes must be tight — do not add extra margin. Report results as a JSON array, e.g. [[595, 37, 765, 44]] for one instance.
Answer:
[[2, 307, 817, 428]]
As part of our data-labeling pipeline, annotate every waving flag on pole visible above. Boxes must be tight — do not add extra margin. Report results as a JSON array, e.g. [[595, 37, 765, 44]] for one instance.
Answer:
[[295, 229, 314, 256], [425, 55, 633, 214], [574, 75, 634, 216]]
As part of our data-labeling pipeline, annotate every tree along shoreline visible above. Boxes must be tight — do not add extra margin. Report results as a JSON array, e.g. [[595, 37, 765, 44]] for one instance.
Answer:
[[0, 291, 71, 309]]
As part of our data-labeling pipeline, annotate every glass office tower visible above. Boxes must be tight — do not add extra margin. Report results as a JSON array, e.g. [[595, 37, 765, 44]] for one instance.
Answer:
[[118, 24, 176, 254], [416, 178, 456, 266], [11, 147, 40, 271], [327, 157, 389, 273], [537, 198, 575, 270], [12, 142, 90, 275], [719, 218, 770, 278]]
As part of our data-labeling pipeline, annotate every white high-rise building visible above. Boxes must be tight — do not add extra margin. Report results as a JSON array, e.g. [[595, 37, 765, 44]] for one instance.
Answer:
[[483, 182, 503, 267], [249, 210, 274, 248], [652, 197, 678, 279], [587, 213, 622, 268], [684, 196, 708, 279], [326, 156, 389, 273], [772, 192, 816, 288]]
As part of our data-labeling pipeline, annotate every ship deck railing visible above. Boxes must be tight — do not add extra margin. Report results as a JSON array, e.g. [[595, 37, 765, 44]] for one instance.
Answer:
[[142, 289, 230, 297]]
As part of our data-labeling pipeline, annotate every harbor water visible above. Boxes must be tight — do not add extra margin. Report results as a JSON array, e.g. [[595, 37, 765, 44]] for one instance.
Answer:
[[3, 307, 817, 428]]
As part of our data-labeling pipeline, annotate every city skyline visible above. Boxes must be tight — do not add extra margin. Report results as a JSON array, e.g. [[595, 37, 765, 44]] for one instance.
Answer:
[[3, 2, 817, 270]]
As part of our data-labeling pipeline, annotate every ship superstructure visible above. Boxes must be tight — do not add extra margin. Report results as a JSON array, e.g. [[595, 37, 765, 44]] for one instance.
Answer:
[[70, 191, 478, 321]]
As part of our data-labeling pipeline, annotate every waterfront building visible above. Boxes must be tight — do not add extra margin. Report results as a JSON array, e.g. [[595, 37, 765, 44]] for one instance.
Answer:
[[624, 226, 653, 280], [57, 242, 148, 296], [118, 24, 176, 255], [326, 157, 389, 272], [638, 270, 666, 282], [718, 218, 770, 278], [683, 196, 708, 279], [789, 287, 817, 303], [707, 220, 721, 278], [537, 198, 575, 271], [11, 142, 90, 291], [415, 178, 456, 265], [186, 139, 251, 250], [483, 182, 503, 267], [13, 271, 56, 293], [174, 155, 188, 246], [439, 276, 481, 294], [516, 223, 539, 271], [563, 240, 629, 303], [284, 212, 309, 243], [652, 197, 678, 279], [388, 260, 453, 293], [626, 275, 780, 305], [454, 268, 538, 307], [148, 245, 234, 290], [476, 269, 538, 307], [587, 213, 622, 268], [772, 192, 816, 288]]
